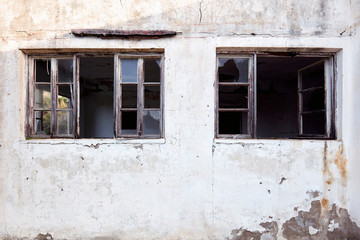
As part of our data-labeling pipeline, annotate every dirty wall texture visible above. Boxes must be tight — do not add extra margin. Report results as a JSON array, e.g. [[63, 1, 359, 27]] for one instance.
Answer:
[[0, 0, 360, 239]]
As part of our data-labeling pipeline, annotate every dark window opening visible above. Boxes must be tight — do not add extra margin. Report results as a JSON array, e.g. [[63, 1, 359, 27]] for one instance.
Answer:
[[80, 57, 114, 138], [216, 53, 335, 139], [257, 56, 326, 138], [219, 111, 248, 135]]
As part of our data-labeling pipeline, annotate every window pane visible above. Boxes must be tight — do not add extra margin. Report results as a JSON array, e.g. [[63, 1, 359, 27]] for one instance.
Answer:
[[121, 111, 137, 135], [302, 88, 324, 112], [144, 110, 160, 135], [301, 62, 324, 90], [121, 85, 137, 108], [219, 111, 248, 134], [58, 59, 73, 83], [35, 111, 51, 135], [58, 85, 73, 109], [219, 86, 248, 108], [144, 59, 161, 82], [35, 59, 51, 83], [218, 58, 249, 83], [57, 111, 73, 135], [121, 59, 137, 83], [144, 85, 160, 108], [302, 112, 325, 135], [35, 85, 51, 109]]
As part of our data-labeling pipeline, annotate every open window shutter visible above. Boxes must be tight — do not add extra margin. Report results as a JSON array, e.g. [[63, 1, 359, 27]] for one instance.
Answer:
[[298, 59, 331, 138]]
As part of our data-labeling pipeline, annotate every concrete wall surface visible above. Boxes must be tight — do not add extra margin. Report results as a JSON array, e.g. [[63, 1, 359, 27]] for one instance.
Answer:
[[0, 0, 359, 239]]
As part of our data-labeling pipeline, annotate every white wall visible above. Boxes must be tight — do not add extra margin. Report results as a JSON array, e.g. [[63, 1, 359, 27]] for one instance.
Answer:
[[0, 0, 359, 239]]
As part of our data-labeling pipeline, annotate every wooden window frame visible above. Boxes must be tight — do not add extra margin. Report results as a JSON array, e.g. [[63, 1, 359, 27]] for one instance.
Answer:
[[115, 54, 164, 138], [26, 52, 164, 139], [215, 51, 336, 139], [297, 57, 334, 138], [27, 56, 77, 138], [215, 54, 255, 138]]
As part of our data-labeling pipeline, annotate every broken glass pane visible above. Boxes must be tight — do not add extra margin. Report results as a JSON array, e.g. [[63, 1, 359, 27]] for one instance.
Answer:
[[35, 59, 51, 83], [121, 59, 138, 83], [58, 59, 73, 83], [35, 110, 51, 135], [35, 85, 51, 109], [144, 59, 161, 82], [57, 110, 73, 135], [219, 111, 247, 134], [144, 85, 160, 108], [218, 58, 249, 83], [121, 85, 137, 108], [121, 111, 137, 135], [58, 85, 73, 109], [144, 110, 160, 135], [219, 86, 248, 108]]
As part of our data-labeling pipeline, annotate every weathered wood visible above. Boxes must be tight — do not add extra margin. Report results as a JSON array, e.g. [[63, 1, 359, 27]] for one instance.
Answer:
[[137, 58, 143, 136], [51, 58, 57, 136], [71, 29, 177, 39], [216, 55, 254, 138]]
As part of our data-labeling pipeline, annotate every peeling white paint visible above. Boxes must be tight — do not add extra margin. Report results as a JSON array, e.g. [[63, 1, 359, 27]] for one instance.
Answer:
[[328, 219, 339, 232], [309, 226, 319, 235]]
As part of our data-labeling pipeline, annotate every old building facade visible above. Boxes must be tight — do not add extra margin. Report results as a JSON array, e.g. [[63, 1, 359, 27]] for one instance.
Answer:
[[0, 0, 360, 239]]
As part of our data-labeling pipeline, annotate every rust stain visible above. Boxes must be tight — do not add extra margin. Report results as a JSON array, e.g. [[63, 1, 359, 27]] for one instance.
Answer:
[[335, 145, 347, 185], [322, 141, 328, 175], [325, 179, 332, 185], [323, 142, 334, 186], [321, 197, 329, 210], [321, 197, 329, 218]]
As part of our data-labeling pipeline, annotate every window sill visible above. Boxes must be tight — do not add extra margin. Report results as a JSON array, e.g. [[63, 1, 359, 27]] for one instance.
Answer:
[[213, 138, 338, 145], [21, 138, 166, 145]]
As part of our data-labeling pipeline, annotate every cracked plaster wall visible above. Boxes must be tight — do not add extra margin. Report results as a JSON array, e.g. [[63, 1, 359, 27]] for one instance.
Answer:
[[0, 0, 359, 239]]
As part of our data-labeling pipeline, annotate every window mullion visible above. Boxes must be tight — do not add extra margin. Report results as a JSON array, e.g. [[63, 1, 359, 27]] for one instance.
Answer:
[[297, 67, 303, 135], [50, 58, 57, 136], [29, 57, 35, 136], [138, 58, 144, 136], [74, 55, 80, 138], [114, 54, 121, 138], [250, 54, 256, 138], [160, 56, 164, 137], [215, 58, 219, 138], [325, 58, 332, 138]]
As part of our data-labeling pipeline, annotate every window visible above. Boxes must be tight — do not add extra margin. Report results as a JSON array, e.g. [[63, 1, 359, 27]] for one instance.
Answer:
[[27, 53, 163, 139], [216, 52, 335, 139]]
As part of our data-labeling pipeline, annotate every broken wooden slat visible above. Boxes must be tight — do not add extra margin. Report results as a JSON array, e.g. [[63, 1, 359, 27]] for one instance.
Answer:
[[71, 29, 177, 39]]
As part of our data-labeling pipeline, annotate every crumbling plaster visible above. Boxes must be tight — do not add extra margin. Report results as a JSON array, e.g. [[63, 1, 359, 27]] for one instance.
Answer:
[[0, 0, 359, 239]]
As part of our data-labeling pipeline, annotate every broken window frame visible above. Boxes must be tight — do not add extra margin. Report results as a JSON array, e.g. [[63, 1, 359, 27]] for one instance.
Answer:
[[216, 54, 255, 138], [297, 58, 334, 138], [28, 55, 77, 138], [26, 52, 164, 139], [115, 54, 164, 138], [215, 51, 336, 139]]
